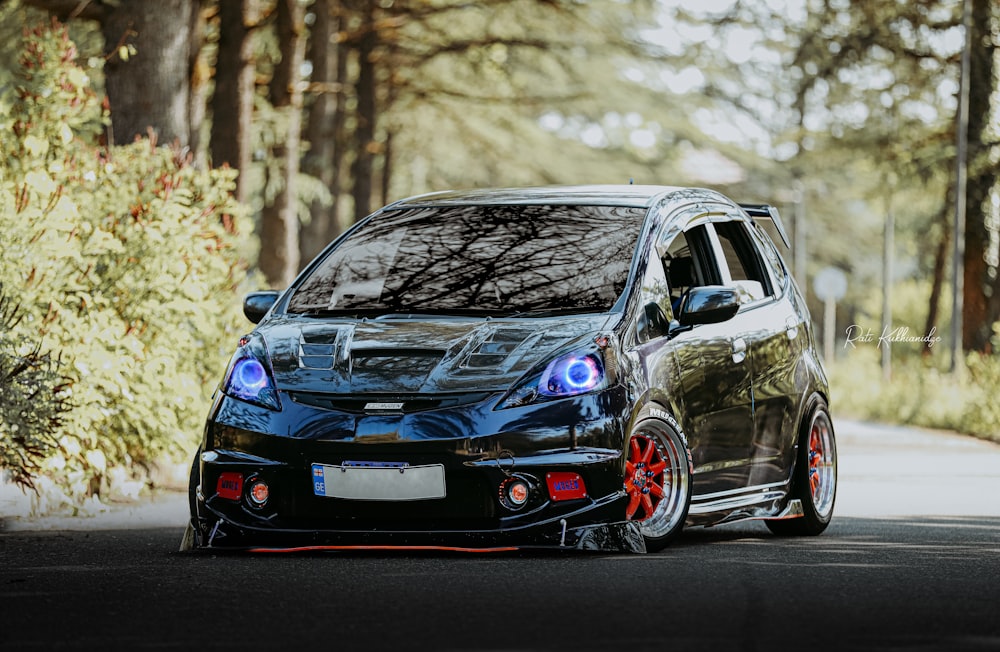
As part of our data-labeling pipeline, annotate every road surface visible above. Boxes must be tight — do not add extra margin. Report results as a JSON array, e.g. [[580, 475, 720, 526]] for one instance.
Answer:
[[2, 420, 999, 651]]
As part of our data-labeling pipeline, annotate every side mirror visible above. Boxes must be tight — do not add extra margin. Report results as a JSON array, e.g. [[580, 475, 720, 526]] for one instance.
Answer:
[[243, 291, 281, 324], [677, 286, 740, 327], [636, 301, 671, 343]]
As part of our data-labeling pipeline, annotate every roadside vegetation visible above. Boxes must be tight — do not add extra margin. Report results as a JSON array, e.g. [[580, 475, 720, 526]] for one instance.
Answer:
[[0, 0, 997, 513], [0, 23, 255, 510], [830, 350, 1000, 445]]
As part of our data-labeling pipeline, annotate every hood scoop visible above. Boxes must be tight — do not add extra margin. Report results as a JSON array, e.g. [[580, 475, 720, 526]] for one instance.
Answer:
[[298, 328, 352, 371], [351, 348, 445, 371], [460, 327, 537, 370], [350, 347, 445, 392], [268, 314, 609, 394]]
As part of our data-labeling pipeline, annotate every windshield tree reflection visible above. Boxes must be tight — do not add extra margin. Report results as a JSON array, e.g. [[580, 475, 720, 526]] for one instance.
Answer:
[[288, 204, 645, 315]]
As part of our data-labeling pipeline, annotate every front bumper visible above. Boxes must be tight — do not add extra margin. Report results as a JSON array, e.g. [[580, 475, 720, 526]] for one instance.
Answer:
[[191, 388, 642, 552]]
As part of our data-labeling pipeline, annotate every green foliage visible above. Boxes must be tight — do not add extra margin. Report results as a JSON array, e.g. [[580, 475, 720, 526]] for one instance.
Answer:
[[963, 353, 1000, 440], [338, 0, 674, 197], [0, 286, 72, 489], [829, 348, 1000, 444], [0, 20, 255, 506]]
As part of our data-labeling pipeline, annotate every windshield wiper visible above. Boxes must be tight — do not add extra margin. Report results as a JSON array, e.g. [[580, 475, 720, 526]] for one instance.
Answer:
[[293, 307, 507, 319], [294, 308, 389, 318], [505, 307, 604, 318]]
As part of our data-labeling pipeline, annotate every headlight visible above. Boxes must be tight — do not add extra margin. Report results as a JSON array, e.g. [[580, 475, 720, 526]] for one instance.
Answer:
[[539, 353, 604, 397], [222, 335, 281, 410], [497, 345, 610, 410]]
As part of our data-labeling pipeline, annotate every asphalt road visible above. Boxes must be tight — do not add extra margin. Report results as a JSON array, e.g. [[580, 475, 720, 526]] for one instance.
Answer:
[[2, 420, 999, 652]]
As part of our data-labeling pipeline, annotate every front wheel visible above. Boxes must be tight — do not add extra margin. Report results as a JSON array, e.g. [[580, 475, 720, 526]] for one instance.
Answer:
[[767, 397, 837, 536], [179, 449, 201, 552], [625, 418, 692, 552]]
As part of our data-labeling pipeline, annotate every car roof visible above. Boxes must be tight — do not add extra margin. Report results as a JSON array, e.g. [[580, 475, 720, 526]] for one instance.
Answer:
[[386, 184, 715, 209]]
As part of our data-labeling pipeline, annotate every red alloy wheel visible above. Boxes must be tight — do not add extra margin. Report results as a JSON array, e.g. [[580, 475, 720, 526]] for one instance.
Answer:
[[809, 427, 822, 498], [624, 434, 669, 521], [806, 409, 836, 519]]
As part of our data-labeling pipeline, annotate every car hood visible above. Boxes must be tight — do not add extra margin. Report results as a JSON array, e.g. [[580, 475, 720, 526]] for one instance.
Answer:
[[257, 315, 615, 394]]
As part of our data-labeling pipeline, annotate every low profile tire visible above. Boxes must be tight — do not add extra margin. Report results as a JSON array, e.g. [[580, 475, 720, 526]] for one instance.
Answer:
[[179, 449, 201, 552], [625, 418, 692, 552], [767, 397, 837, 536], [178, 522, 197, 552]]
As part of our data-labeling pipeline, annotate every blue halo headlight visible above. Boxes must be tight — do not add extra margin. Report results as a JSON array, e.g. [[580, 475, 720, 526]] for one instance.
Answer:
[[222, 337, 281, 410], [230, 358, 269, 398], [539, 354, 604, 397], [498, 346, 610, 409]]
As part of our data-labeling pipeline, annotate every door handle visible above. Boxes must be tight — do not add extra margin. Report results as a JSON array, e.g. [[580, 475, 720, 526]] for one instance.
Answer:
[[732, 337, 747, 364], [785, 317, 799, 341]]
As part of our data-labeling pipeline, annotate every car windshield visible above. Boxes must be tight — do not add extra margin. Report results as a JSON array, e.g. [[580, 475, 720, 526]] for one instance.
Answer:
[[287, 204, 646, 316]]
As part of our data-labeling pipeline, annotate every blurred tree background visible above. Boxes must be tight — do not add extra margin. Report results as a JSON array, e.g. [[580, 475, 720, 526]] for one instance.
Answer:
[[0, 0, 998, 508]]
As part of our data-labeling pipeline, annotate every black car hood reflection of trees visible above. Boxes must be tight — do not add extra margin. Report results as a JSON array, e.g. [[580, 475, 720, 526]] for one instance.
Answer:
[[259, 314, 615, 394]]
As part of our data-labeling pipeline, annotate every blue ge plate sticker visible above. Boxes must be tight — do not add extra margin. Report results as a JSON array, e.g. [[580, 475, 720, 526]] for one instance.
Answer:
[[311, 462, 446, 500]]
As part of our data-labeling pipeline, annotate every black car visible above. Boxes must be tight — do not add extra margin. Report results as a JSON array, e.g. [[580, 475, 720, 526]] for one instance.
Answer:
[[181, 185, 836, 554]]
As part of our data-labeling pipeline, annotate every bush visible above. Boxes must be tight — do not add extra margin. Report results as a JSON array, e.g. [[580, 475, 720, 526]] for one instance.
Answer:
[[0, 21, 256, 506], [963, 354, 1000, 439], [0, 286, 72, 489], [829, 347, 1000, 444]]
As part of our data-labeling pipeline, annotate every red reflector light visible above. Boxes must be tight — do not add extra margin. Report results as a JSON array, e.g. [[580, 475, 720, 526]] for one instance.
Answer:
[[217, 472, 243, 501], [546, 472, 587, 501]]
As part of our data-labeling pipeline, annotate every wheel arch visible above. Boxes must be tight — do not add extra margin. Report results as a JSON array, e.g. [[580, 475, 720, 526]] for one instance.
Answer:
[[627, 401, 693, 477]]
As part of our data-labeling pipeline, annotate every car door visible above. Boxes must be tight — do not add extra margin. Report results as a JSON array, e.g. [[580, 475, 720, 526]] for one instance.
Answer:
[[711, 216, 802, 488], [637, 214, 755, 497]]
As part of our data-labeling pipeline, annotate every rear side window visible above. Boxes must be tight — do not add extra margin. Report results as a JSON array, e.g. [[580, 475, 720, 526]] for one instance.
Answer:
[[750, 223, 788, 292], [713, 220, 774, 303]]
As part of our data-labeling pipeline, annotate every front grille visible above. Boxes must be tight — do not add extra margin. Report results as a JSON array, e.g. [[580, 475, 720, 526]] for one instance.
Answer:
[[289, 392, 493, 413]]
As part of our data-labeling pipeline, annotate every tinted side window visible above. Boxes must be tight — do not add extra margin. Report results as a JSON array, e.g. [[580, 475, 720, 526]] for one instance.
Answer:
[[713, 220, 774, 303], [662, 225, 722, 311], [751, 223, 788, 291], [639, 251, 672, 320]]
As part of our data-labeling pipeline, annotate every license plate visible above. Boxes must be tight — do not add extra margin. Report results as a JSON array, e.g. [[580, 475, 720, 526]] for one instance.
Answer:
[[311, 462, 446, 500]]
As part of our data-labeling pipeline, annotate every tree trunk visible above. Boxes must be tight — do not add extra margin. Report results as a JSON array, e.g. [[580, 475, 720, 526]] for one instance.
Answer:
[[961, 0, 1000, 353], [923, 204, 950, 357], [258, 0, 307, 288], [100, 0, 196, 147], [299, 0, 341, 266], [327, 5, 351, 242], [381, 129, 392, 206], [350, 0, 377, 224], [187, 0, 209, 167], [210, 0, 264, 204]]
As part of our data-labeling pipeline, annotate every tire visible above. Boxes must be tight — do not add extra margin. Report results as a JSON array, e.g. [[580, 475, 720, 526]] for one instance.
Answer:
[[625, 417, 692, 552], [766, 397, 837, 536], [187, 447, 200, 519], [179, 449, 201, 552]]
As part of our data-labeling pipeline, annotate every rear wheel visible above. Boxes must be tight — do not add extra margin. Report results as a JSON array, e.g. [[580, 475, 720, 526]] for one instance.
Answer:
[[767, 397, 836, 536], [625, 418, 691, 552]]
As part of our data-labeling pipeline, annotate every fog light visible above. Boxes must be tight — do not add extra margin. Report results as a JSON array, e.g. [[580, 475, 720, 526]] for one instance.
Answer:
[[508, 480, 529, 505], [499, 477, 530, 510], [216, 472, 243, 501], [247, 477, 269, 507]]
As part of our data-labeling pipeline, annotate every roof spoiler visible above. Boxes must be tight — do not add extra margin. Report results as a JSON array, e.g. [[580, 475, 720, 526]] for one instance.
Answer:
[[739, 203, 791, 249]]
